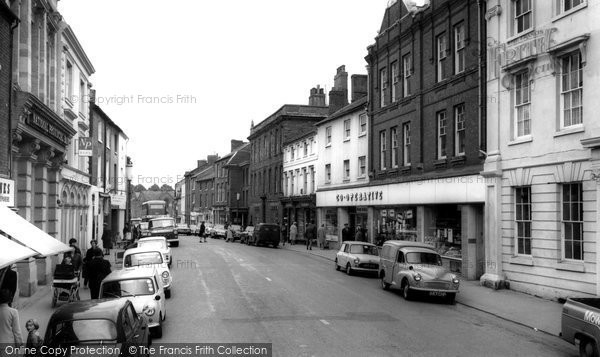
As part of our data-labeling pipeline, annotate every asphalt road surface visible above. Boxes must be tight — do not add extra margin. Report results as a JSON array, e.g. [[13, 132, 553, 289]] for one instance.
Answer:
[[158, 236, 577, 357]]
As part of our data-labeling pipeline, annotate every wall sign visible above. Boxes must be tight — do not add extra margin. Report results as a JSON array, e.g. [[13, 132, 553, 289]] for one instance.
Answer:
[[78, 137, 93, 157], [0, 178, 15, 207], [27, 114, 70, 145], [336, 190, 383, 203]]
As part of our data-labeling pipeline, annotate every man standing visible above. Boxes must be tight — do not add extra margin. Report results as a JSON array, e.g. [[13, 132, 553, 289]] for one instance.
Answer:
[[342, 223, 352, 242], [305, 220, 317, 250], [289, 222, 298, 245], [101, 224, 112, 256], [317, 224, 327, 249], [199, 222, 206, 243], [87, 250, 111, 299], [83, 240, 101, 288], [355, 225, 365, 242]]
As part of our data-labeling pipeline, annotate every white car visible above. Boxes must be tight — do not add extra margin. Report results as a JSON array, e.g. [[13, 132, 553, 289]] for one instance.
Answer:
[[122, 247, 173, 298], [99, 267, 167, 338], [335, 241, 380, 276], [137, 236, 172, 267]]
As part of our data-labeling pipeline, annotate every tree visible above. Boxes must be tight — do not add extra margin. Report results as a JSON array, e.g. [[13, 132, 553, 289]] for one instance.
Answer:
[[161, 184, 174, 191], [148, 184, 161, 191], [133, 184, 146, 192]]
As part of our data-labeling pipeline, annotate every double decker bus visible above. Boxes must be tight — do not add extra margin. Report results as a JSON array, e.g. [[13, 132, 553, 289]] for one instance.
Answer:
[[141, 200, 167, 221]]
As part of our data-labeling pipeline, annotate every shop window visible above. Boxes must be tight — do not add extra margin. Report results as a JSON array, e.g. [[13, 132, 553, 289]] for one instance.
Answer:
[[562, 183, 583, 260], [324, 208, 338, 240], [515, 187, 532, 255], [375, 207, 417, 243]]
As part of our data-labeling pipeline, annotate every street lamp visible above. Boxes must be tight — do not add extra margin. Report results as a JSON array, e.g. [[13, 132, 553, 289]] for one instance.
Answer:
[[126, 157, 133, 223], [236, 192, 240, 225]]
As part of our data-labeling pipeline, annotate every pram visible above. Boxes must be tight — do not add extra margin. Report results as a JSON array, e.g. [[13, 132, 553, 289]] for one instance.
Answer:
[[51, 264, 80, 307]]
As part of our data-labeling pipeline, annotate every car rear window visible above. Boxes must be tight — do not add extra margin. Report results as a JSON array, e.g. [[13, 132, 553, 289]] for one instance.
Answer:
[[49, 319, 117, 344], [349, 245, 378, 255], [138, 241, 167, 250], [102, 278, 155, 298], [124, 252, 163, 267]]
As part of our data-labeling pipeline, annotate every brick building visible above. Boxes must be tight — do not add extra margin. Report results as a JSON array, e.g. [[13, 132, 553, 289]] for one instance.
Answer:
[[0, 1, 18, 205], [364, 0, 487, 280], [213, 140, 250, 226], [184, 155, 218, 225], [247, 89, 328, 226], [193, 163, 216, 225]]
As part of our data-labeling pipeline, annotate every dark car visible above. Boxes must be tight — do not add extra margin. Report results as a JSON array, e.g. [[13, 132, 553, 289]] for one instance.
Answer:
[[44, 299, 150, 355], [247, 223, 280, 248], [149, 217, 179, 247], [176, 223, 191, 235]]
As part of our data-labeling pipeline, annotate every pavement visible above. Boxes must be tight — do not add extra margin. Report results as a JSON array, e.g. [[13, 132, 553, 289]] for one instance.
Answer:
[[280, 243, 565, 337]]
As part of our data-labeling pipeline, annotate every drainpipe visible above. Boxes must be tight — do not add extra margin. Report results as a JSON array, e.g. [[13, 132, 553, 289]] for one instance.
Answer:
[[8, 18, 20, 179], [478, 0, 487, 153]]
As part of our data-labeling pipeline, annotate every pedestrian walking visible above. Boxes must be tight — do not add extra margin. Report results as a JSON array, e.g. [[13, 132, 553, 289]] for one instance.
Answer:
[[24, 319, 43, 356], [280, 223, 287, 246], [0, 288, 23, 347], [87, 250, 111, 299], [123, 223, 131, 243], [83, 240, 102, 288], [225, 226, 234, 242], [317, 224, 327, 249], [0, 265, 17, 307], [101, 224, 112, 256], [66, 238, 83, 274], [289, 222, 298, 245], [199, 222, 206, 243], [305, 219, 317, 250], [355, 225, 365, 242], [342, 223, 352, 242]]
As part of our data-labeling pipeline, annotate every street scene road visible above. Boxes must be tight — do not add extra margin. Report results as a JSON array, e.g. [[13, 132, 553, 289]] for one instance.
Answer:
[[159, 236, 576, 357]]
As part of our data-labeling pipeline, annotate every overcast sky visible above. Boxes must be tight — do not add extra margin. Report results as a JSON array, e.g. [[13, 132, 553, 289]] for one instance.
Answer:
[[59, 0, 387, 187]]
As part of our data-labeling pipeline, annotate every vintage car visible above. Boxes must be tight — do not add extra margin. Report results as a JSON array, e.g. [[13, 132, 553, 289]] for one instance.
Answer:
[[247, 223, 280, 248], [230, 225, 243, 240], [379, 240, 459, 304], [137, 236, 172, 267], [176, 223, 191, 235], [211, 224, 227, 238], [148, 217, 179, 247], [100, 267, 167, 338], [239, 226, 255, 244], [139, 222, 151, 238], [189, 224, 199, 236], [335, 241, 379, 276], [44, 298, 150, 355], [123, 247, 172, 299]]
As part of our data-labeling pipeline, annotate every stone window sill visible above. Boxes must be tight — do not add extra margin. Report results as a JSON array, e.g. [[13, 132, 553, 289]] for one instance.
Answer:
[[509, 255, 533, 266], [556, 261, 585, 273], [554, 126, 585, 138], [508, 136, 533, 146]]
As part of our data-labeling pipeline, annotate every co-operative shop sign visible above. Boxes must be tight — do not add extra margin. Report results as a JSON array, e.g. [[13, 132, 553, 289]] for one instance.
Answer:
[[0, 178, 15, 207]]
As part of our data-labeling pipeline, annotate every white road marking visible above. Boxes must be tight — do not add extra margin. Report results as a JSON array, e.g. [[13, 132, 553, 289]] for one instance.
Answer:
[[265, 277, 272, 281], [198, 268, 216, 313], [320, 319, 330, 325]]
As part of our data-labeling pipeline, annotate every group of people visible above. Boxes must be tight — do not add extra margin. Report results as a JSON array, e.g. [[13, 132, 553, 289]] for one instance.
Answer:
[[281, 220, 328, 250]]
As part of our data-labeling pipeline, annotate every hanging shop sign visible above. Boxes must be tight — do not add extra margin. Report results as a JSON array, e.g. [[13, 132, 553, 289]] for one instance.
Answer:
[[78, 137, 93, 157], [0, 178, 15, 207]]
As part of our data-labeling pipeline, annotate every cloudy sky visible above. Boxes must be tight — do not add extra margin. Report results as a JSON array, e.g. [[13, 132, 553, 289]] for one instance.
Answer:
[[59, 0, 387, 187]]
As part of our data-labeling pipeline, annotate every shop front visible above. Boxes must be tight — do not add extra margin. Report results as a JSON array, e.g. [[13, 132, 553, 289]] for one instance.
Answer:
[[317, 175, 486, 280], [282, 195, 316, 242]]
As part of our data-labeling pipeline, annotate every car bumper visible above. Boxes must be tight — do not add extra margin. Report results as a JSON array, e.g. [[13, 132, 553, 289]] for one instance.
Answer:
[[352, 267, 379, 272], [410, 287, 459, 293]]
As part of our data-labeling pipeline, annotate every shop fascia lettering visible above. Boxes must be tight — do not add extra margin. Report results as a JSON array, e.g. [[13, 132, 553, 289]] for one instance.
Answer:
[[336, 191, 383, 203], [28, 114, 69, 145]]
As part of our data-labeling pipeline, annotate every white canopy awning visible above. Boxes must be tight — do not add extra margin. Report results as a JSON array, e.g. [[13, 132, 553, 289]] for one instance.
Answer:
[[0, 205, 72, 257], [0, 235, 37, 270]]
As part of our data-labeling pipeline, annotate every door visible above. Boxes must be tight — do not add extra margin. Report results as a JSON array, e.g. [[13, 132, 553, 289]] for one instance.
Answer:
[[392, 250, 405, 286]]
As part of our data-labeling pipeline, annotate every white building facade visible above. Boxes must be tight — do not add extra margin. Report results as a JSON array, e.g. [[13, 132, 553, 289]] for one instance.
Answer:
[[482, 0, 600, 299], [282, 131, 318, 238], [315, 97, 370, 248]]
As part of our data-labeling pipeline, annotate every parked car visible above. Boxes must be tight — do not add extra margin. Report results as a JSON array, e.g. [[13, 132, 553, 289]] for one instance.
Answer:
[[137, 236, 172, 267], [239, 226, 255, 244], [176, 223, 191, 235], [561, 297, 600, 356], [205, 224, 216, 237], [211, 224, 227, 238], [335, 241, 379, 276], [247, 223, 280, 248], [123, 247, 172, 299], [379, 240, 459, 304], [44, 299, 150, 355], [189, 224, 199, 236], [148, 217, 179, 247], [230, 225, 243, 240], [100, 267, 167, 338]]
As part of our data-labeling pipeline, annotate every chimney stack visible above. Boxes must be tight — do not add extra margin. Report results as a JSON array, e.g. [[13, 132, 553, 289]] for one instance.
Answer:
[[351, 74, 368, 102], [197, 160, 207, 168], [231, 139, 244, 152], [207, 155, 219, 164], [328, 65, 349, 114], [308, 85, 326, 106]]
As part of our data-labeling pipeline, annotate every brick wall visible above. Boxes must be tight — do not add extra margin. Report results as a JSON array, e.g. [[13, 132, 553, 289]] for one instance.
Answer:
[[0, 11, 12, 177]]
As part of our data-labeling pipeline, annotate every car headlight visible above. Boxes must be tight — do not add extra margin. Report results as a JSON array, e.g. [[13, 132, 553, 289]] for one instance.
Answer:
[[354, 258, 360, 265], [162, 271, 170, 279], [413, 273, 422, 282], [452, 276, 460, 285], [174, 230, 178, 235]]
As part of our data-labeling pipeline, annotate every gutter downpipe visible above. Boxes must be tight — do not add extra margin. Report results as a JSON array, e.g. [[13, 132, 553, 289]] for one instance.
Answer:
[[478, 0, 487, 153], [8, 17, 20, 179]]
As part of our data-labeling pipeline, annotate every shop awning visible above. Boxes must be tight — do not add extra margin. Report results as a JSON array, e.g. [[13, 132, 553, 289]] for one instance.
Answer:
[[0, 206, 72, 256], [0, 236, 37, 269]]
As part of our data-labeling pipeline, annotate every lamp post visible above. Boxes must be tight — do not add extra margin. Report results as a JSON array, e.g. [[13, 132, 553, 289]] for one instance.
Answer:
[[126, 157, 133, 223], [236, 192, 240, 225]]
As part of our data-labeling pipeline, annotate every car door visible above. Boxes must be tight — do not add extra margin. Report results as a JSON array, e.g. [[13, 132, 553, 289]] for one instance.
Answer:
[[392, 250, 406, 286], [337, 243, 347, 266], [154, 275, 166, 317]]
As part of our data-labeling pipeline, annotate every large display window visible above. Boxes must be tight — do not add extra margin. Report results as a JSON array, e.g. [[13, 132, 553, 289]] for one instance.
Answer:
[[324, 208, 338, 241], [424, 204, 462, 273], [375, 206, 417, 243]]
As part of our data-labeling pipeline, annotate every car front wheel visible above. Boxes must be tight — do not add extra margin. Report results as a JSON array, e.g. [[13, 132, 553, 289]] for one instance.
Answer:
[[402, 280, 412, 300], [152, 315, 163, 339], [165, 289, 171, 299], [335, 259, 340, 271], [346, 264, 353, 276], [580, 338, 599, 357]]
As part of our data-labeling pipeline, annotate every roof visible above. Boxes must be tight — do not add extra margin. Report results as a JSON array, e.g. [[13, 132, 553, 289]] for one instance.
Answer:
[[49, 298, 128, 323], [344, 241, 376, 246], [194, 165, 215, 181], [102, 267, 157, 282], [248, 104, 328, 139], [123, 246, 163, 256], [383, 240, 435, 249], [316, 96, 367, 126], [91, 103, 129, 140], [283, 129, 317, 146]]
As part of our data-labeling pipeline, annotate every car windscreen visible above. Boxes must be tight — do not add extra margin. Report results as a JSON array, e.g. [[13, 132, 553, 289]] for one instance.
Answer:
[[102, 278, 155, 298], [138, 241, 167, 250], [48, 319, 117, 344], [349, 245, 378, 255], [140, 222, 149, 229], [124, 252, 163, 267], [150, 219, 174, 228], [405, 252, 443, 266]]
